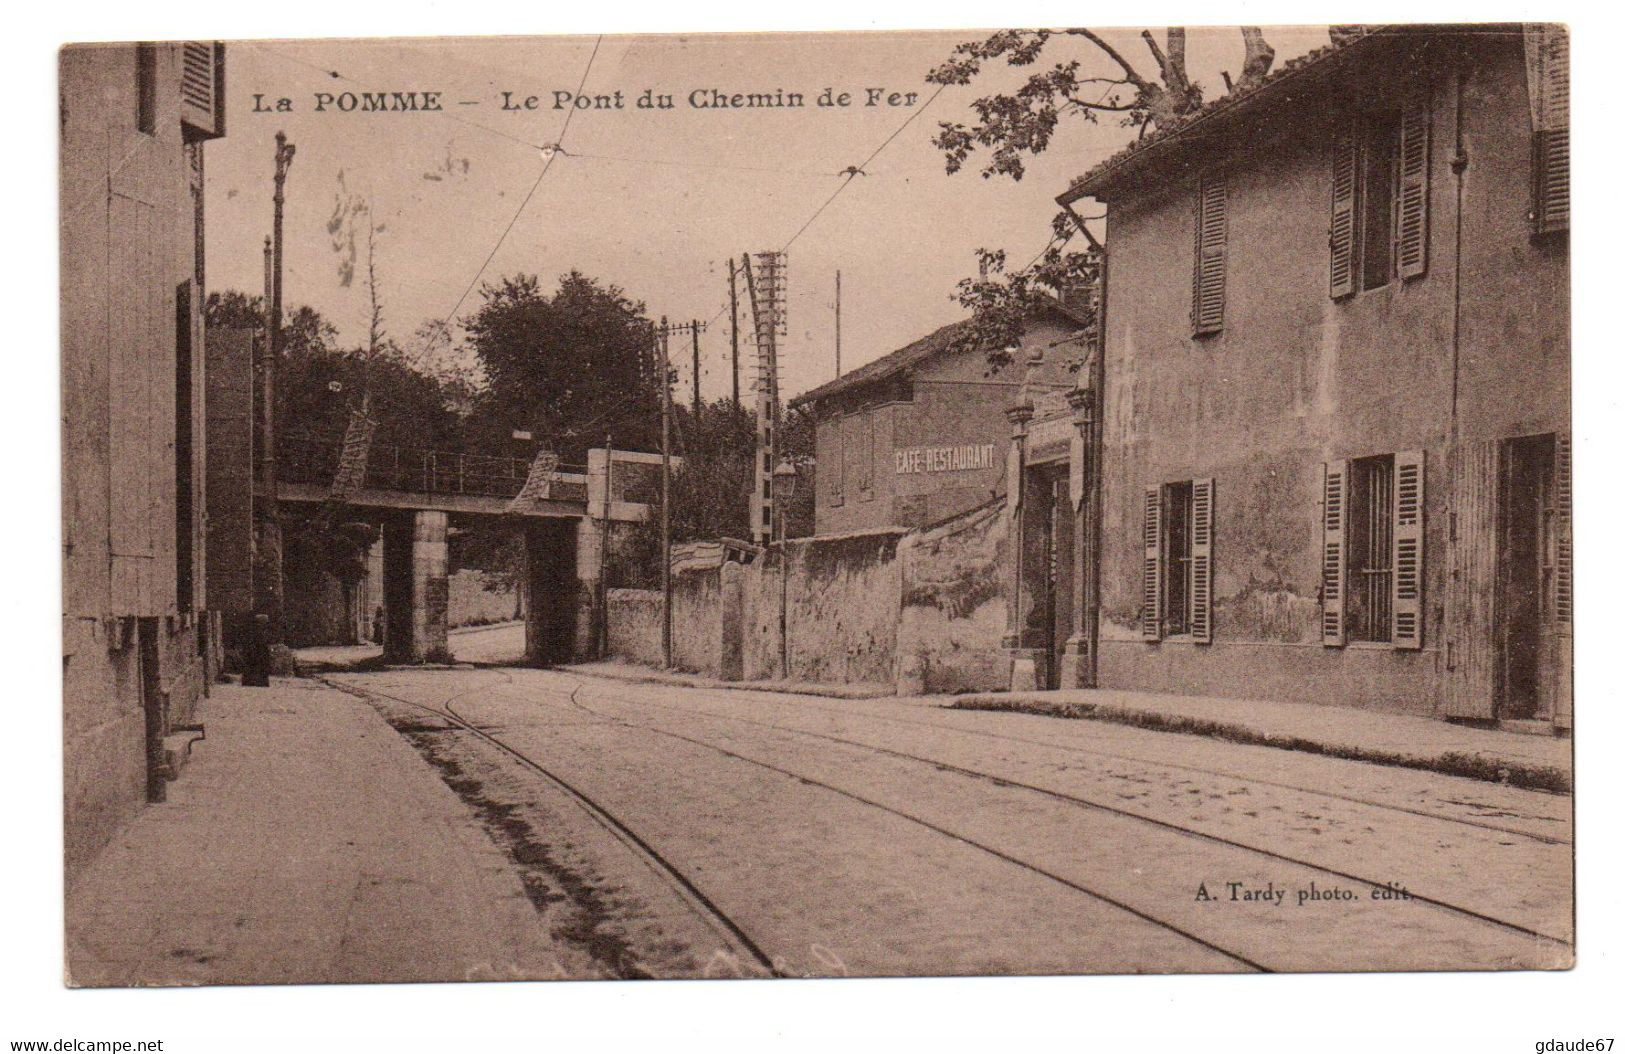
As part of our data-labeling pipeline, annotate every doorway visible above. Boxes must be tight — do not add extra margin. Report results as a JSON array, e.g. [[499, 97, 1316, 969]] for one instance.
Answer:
[[1496, 433, 1556, 721], [1036, 466, 1074, 690]]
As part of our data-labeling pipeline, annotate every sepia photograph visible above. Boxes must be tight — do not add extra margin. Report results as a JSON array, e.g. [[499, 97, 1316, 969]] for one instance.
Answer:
[[33, 8, 1609, 1046]]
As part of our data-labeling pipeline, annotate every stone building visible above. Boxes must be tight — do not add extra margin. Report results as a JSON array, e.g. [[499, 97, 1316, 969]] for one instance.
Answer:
[[790, 305, 1088, 536], [61, 42, 228, 876], [1021, 25, 1569, 726]]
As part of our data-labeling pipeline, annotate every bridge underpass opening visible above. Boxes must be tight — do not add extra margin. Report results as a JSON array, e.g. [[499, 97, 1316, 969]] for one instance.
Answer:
[[524, 518, 580, 667]]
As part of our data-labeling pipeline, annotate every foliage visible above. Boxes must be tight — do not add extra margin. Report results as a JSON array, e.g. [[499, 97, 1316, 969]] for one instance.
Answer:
[[204, 292, 468, 452], [926, 27, 1276, 369], [944, 242, 1101, 373], [462, 271, 663, 464], [927, 27, 1276, 182], [616, 397, 816, 584]]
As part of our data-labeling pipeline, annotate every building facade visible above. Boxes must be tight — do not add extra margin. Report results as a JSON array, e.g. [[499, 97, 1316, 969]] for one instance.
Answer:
[[1024, 25, 1569, 726], [61, 42, 227, 877], [792, 307, 1086, 536]]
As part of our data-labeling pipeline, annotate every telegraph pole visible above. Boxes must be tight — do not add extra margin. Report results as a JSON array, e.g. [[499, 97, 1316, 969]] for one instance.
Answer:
[[728, 259, 741, 406], [659, 317, 672, 668], [835, 269, 842, 378], [741, 252, 786, 547], [650, 316, 707, 669], [598, 429, 612, 659], [257, 131, 295, 644], [691, 319, 702, 418]]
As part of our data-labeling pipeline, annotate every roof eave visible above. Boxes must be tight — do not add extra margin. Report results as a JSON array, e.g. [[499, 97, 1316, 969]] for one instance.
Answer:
[[1057, 27, 1404, 205]]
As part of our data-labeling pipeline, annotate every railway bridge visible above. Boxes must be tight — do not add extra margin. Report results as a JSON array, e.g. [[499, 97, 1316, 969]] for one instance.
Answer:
[[275, 436, 661, 665]]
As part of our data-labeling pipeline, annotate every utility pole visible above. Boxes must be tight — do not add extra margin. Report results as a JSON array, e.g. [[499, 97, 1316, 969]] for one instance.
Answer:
[[257, 131, 295, 644], [651, 317, 706, 668], [598, 429, 612, 659], [728, 259, 741, 406], [835, 269, 842, 378], [659, 317, 672, 668], [741, 252, 786, 548], [691, 318, 702, 418]]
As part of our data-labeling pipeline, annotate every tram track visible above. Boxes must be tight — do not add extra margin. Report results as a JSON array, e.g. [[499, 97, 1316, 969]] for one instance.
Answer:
[[563, 673, 1570, 846], [333, 671, 1271, 974], [543, 674, 1572, 951], [323, 674, 783, 979], [326, 665, 1570, 976]]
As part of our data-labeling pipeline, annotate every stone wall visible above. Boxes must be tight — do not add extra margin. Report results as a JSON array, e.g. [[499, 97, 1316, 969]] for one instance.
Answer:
[[606, 588, 664, 668], [776, 529, 904, 686], [896, 500, 1009, 694], [448, 570, 518, 628], [605, 515, 1005, 694], [670, 567, 723, 674]]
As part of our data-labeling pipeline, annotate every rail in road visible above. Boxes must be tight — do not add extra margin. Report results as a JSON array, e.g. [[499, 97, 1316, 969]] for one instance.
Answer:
[[327, 669, 1571, 978]]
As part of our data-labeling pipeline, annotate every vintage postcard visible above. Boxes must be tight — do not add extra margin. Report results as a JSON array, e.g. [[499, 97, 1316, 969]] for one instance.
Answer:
[[60, 24, 1573, 988]]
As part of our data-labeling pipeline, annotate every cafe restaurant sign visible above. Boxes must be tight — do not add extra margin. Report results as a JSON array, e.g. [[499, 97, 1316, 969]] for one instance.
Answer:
[[894, 443, 997, 475]]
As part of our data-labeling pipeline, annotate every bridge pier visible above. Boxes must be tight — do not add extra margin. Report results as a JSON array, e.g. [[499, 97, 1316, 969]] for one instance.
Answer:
[[381, 510, 450, 663]]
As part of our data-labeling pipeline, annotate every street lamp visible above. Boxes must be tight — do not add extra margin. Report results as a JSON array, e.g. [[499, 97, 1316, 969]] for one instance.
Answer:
[[772, 459, 798, 680]]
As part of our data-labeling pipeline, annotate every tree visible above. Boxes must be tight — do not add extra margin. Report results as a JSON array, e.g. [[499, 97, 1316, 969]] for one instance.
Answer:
[[205, 292, 466, 451], [926, 27, 1280, 369], [928, 27, 1278, 181], [616, 397, 815, 586], [462, 271, 663, 464]]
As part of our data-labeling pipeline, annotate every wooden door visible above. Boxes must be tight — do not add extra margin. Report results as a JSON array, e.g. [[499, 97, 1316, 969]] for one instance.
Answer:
[[1539, 434, 1573, 729], [1443, 440, 1498, 719]]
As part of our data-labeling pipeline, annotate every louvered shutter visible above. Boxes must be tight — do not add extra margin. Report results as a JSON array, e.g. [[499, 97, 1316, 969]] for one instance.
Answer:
[[1443, 441, 1499, 718], [1553, 432, 1572, 626], [1527, 25, 1570, 234], [179, 43, 225, 140], [1191, 175, 1227, 336], [1329, 121, 1360, 299], [1321, 461, 1348, 646], [1141, 486, 1162, 640], [1190, 478, 1215, 644], [1396, 99, 1431, 280], [829, 414, 844, 505], [1549, 431, 1573, 729], [1391, 451, 1425, 648]]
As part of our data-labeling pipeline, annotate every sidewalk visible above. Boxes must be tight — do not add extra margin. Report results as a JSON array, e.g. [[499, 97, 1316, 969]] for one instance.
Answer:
[[569, 662, 1571, 793], [950, 688, 1572, 793], [65, 677, 566, 987]]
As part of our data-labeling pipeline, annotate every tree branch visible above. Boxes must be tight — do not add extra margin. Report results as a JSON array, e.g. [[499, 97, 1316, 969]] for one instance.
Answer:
[[1062, 27, 1151, 90], [1236, 26, 1276, 91]]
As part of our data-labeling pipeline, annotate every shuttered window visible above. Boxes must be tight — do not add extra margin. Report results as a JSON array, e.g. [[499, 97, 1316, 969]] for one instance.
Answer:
[[1191, 174, 1227, 337], [1552, 433, 1572, 625], [857, 410, 875, 500], [1329, 96, 1430, 297], [1392, 451, 1425, 648], [828, 414, 844, 506], [1396, 105, 1431, 279], [1328, 125, 1359, 299], [1141, 487, 1162, 639], [1323, 453, 1424, 648], [1190, 478, 1215, 643], [1142, 479, 1215, 643], [1321, 461, 1349, 645], [179, 42, 225, 140], [1526, 24, 1570, 234]]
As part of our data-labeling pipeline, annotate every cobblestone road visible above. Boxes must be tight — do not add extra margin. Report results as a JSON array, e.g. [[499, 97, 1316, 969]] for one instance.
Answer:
[[329, 662, 1574, 980]]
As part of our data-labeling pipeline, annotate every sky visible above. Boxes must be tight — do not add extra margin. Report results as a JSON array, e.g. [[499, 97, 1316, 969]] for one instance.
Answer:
[[205, 27, 1332, 404]]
